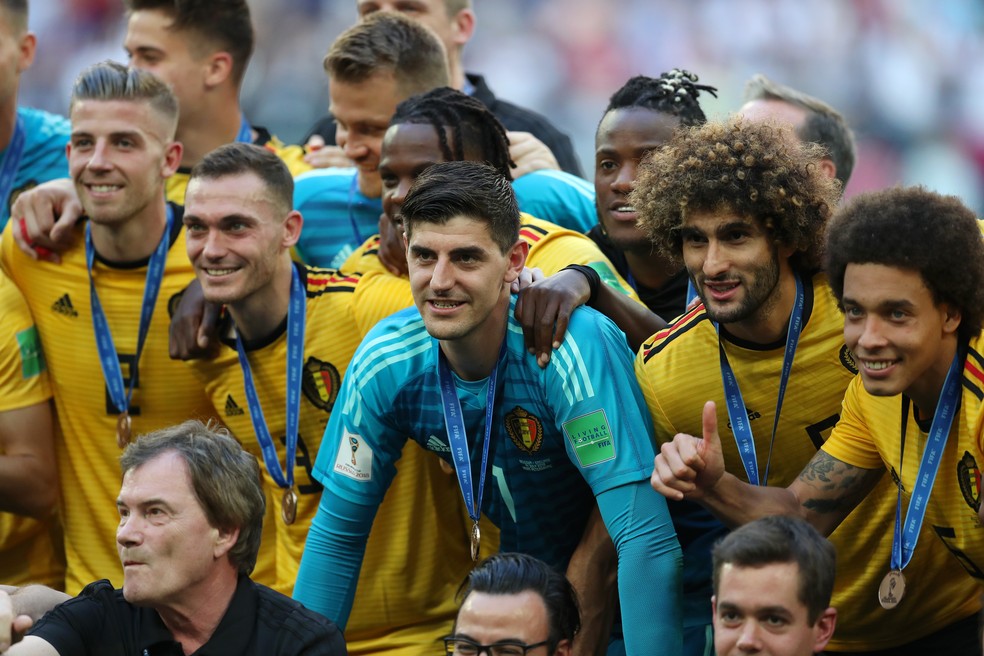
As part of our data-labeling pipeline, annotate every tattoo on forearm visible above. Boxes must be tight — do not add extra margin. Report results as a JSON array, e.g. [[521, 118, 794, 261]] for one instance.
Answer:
[[798, 451, 869, 515]]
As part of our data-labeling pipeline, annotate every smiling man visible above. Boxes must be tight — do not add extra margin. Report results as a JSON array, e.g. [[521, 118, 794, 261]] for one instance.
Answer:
[[650, 184, 984, 653], [635, 119, 982, 654], [0, 61, 216, 595], [8, 420, 345, 656], [295, 160, 683, 655]]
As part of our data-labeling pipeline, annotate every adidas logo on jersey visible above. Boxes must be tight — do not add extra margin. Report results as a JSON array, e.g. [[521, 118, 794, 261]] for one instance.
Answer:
[[51, 294, 78, 317], [426, 435, 450, 453], [225, 394, 245, 416]]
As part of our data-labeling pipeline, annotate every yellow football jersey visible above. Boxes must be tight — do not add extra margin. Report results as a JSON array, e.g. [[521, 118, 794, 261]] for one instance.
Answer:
[[0, 211, 216, 594], [187, 265, 489, 655], [0, 272, 64, 589], [165, 133, 310, 204], [824, 332, 984, 591], [342, 213, 638, 298], [636, 274, 981, 650]]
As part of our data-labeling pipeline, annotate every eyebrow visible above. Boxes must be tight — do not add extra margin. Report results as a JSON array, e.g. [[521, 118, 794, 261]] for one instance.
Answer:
[[716, 601, 793, 617], [116, 497, 174, 511], [842, 297, 918, 312]]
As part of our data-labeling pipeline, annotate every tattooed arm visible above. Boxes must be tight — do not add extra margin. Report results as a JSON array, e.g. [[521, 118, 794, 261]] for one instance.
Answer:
[[652, 401, 883, 534]]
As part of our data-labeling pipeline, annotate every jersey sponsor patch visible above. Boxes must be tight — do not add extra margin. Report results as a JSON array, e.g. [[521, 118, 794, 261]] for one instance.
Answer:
[[563, 409, 616, 467], [505, 406, 543, 455], [16, 325, 45, 378], [333, 429, 373, 481], [302, 356, 340, 412], [51, 293, 78, 317], [958, 450, 982, 512]]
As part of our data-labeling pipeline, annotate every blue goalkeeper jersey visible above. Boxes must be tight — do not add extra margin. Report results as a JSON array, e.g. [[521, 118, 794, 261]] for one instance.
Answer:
[[297, 296, 683, 654], [1, 107, 70, 227]]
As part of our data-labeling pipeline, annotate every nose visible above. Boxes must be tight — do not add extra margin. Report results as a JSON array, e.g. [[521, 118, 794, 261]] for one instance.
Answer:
[[735, 621, 762, 652], [199, 228, 228, 261], [116, 514, 143, 549], [86, 140, 113, 172], [611, 160, 636, 194], [340, 129, 368, 162], [856, 315, 888, 351], [702, 239, 729, 278], [430, 256, 454, 293]]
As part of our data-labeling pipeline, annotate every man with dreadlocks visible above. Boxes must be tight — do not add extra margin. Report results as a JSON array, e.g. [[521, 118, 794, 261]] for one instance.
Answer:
[[342, 87, 623, 291]]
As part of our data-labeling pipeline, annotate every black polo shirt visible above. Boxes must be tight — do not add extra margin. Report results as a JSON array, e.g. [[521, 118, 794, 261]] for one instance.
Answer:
[[28, 577, 346, 655]]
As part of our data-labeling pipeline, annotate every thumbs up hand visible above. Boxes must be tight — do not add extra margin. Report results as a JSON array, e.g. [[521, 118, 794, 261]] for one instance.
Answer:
[[651, 401, 726, 501]]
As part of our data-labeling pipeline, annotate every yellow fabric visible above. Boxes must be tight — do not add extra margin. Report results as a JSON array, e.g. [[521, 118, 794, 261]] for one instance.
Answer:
[[824, 331, 984, 591], [0, 272, 64, 588], [635, 274, 981, 650], [187, 266, 495, 655], [0, 220, 216, 594]]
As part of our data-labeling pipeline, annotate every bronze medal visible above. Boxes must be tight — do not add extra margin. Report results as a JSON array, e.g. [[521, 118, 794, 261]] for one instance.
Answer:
[[116, 411, 132, 449], [281, 487, 297, 525], [470, 521, 481, 561], [878, 569, 905, 609]]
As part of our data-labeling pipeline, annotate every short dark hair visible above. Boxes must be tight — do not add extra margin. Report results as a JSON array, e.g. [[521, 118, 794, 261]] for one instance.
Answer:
[[603, 69, 717, 129], [391, 87, 514, 180], [190, 142, 294, 215], [69, 60, 179, 132], [712, 516, 836, 624], [125, 0, 254, 85], [826, 186, 984, 341], [120, 420, 265, 576], [0, 0, 28, 33], [325, 12, 448, 98], [632, 116, 840, 272], [744, 74, 856, 187], [401, 160, 519, 254], [457, 553, 580, 651]]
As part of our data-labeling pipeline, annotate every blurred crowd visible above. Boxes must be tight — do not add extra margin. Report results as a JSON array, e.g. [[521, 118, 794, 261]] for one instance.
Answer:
[[20, 0, 984, 211]]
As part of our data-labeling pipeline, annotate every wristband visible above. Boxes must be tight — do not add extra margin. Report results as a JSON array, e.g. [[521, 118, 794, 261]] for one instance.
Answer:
[[562, 264, 601, 307]]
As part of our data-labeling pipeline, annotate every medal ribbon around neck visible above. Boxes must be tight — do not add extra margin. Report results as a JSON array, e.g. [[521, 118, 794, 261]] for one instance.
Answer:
[[714, 273, 805, 487], [891, 351, 963, 573], [0, 116, 26, 215], [236, 116, 253, 144], [86, 205, 174, 419], [235, 265, 306, 495], [438, 340, 507, 551]]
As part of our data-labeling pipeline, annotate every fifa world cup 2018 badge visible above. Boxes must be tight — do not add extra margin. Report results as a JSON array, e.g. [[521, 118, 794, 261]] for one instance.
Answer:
[[350, 435, 359, 465]]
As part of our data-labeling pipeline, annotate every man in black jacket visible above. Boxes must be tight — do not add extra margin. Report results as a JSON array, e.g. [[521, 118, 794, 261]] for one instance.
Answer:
[[304, 0, 582, 177]]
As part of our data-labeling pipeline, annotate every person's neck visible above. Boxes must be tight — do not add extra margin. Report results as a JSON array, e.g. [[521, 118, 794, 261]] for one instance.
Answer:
[[439, 300, 508, 382], [449, 57, 466, 92], [176, 99, 244, 169], [624, 248, 680, 290], [725, 269, 798, 345], [356, 170, 382, 199], [229, 260, 294, 343], [90, 196, 170, 263], [909, 336, 960, 420], [155, 567, 238, 656], [0, 99, 18, 152]]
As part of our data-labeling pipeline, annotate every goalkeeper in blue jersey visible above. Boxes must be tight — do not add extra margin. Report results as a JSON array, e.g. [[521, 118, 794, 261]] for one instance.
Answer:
[[294, 160, 682, 655]]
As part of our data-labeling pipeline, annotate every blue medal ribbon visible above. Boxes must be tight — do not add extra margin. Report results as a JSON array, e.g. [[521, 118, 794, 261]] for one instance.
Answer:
[[0, 116, 26, 217], [438, 340, 506, 529], [715, 273, 805, 486], [86, 205, 174, 416], [236, 116, 253, 144], [891, 351, 963, 572], [235, 265, 306, 492]]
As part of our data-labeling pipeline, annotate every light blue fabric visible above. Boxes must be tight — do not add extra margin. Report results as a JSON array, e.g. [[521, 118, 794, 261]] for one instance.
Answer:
[[512, 169, 596, 233], [1, 107, 70, 228]]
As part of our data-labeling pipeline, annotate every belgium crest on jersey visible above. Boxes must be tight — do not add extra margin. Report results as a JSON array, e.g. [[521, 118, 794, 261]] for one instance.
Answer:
[[958, 450, 982, 512], [505, 406, 543, 455], [301, 356, 340, 412]]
